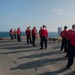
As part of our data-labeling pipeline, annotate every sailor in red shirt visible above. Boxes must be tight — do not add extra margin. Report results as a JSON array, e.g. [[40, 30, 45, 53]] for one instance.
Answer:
[[9, 28, 14, 40], [66, 24, 75, 69], [65, 29, 72, 57], [39, 27, 42, 46], [40, 25, 48, 49], [60, 26, 68, 52], [32, 27, 37, 46], [17, 27, 21, 42], [26, 27, 32, 44]]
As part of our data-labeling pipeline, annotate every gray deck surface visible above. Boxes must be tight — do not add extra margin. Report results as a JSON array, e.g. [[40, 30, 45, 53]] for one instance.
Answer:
[[0, 39, 75, 75]]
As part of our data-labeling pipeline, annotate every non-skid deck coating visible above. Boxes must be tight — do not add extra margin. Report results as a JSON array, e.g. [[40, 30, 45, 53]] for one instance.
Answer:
[[0, 39, 75, 75]]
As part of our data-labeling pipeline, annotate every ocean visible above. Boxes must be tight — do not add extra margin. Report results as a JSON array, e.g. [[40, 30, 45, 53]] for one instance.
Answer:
[[0, 32, 58, 38]]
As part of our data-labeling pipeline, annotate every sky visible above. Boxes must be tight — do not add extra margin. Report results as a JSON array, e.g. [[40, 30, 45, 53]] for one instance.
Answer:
[[0, 0, 75, 32]]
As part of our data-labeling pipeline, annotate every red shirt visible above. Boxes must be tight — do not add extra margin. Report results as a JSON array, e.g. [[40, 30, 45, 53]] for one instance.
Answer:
[[10, 29, 13, 35], [39, 29, 42, 37], [26, 29, 31, 35], [32, 28, 37, 36], [17, 29, 21, 35], [67, 29, 72, 40], [60, 30, 67, 38], [68, 29, 75, 46], [40, 28, 48, 37]]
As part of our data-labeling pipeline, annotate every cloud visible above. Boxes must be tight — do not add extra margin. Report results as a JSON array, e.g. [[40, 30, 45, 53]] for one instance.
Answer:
[[53, 8, 64, 15]]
